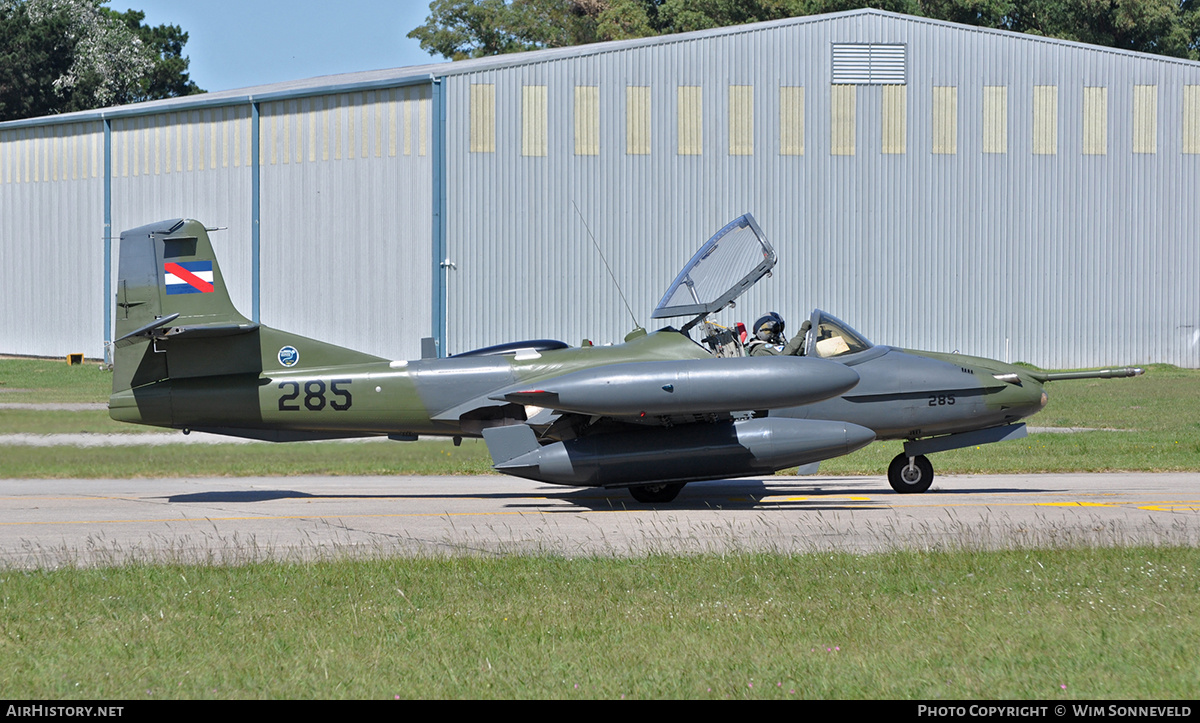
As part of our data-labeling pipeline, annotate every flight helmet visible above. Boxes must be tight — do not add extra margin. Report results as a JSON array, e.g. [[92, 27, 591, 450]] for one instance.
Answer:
[[753, 312, 785, 343]]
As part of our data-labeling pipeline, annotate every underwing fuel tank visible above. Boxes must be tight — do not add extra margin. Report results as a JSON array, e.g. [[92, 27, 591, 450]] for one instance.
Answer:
[[484, 418, 876, 487], [494, 356, 861, 417]]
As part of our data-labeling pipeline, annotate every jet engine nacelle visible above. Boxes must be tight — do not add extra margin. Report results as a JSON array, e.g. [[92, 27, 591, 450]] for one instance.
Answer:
[[493, 356, 860, 417], [485, 417, 876, 487]]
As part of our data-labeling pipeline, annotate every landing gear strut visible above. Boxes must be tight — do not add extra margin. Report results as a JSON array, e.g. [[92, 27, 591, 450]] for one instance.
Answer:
[[887, 453, 934, 494], [628, 483, 685, 503]]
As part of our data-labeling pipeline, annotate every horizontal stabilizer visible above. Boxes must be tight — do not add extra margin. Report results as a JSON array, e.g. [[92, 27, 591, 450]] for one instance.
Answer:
[[113, 315, 259, 348], [113, 313, 180, 348], [162, 321, 259, 340]]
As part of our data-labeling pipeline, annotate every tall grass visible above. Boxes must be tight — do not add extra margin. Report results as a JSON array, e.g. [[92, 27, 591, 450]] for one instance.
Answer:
[[1, 549, 1197, 699]]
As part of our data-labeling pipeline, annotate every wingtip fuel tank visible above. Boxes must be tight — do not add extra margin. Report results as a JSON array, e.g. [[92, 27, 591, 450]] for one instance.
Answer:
[[491, 356, 860, 418], [483, 417, 876, 488]]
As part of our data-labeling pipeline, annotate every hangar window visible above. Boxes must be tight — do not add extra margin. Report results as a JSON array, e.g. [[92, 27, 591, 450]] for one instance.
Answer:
[[469, 84, 495, 153], [1133, 85, 1157, 155], [1185, 86, 1200, 154], [832, 44, 906, 85]]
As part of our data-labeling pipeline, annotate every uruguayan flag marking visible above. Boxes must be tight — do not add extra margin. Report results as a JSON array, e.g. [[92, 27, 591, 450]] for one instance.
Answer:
[[164, 261, 214, 294]]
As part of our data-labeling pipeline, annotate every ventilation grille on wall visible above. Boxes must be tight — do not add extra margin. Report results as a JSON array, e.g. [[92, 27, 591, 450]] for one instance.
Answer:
[[832, 43, 907, 85]]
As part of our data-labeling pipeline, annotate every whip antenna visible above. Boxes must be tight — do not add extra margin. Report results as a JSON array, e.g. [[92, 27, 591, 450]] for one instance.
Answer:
[[572, 201, 641, 330]]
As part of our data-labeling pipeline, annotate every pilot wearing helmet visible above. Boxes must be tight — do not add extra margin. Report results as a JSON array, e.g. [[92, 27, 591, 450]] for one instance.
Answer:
[[746, 312, 810, 357]]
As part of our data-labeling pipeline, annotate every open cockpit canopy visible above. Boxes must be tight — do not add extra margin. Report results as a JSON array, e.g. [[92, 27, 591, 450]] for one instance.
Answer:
[[652, 214, 776, 321]]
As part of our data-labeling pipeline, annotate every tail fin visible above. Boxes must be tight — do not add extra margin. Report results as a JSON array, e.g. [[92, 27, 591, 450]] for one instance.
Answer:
[[113, 219, 251, 342], [112, 219, 259, 396]]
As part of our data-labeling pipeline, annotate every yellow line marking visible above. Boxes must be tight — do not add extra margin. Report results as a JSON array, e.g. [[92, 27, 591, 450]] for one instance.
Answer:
[[753, 495, 875, 503], [753, 496, 1196, 509], [1139, 500, 1200, 505]]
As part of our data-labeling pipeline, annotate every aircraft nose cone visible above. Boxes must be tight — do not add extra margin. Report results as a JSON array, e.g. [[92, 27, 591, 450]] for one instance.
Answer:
[[1010, 379, 1048, 419]]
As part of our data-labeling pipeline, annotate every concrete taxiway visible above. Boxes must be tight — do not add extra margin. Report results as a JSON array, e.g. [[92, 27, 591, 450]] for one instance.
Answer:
[[1, 473, 1198, 567], [7, 470, 1200, 566]]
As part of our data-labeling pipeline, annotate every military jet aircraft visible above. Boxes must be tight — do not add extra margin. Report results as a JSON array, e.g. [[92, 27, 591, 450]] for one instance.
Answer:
[[109, 214, 1141, 502]]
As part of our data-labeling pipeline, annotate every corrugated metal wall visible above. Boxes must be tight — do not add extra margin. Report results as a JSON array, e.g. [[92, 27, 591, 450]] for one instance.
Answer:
[[258, 88, 433, 361], [440, 12, 1200, 368], [0, 122, 104, 357], [109, 108, 254, 324], [2, 10, 1199, 369], [0, 82, 435, 361]]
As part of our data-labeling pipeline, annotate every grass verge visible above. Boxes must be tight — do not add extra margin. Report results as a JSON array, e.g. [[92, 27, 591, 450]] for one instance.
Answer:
[[0, 438, 494, 478], [0, 357, 111, 403], [0, 410, 160, 435], [1, 549, 1197, 699]]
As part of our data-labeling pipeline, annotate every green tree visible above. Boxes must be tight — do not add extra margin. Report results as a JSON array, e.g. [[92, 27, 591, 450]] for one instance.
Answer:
[[998, 0, 1198, 58], [104, 7, 202, 103], [0, 0, 202, 122], [409, 0, 552, 59], [0, 0, 77, 120], [408, 0, 1200, 61]]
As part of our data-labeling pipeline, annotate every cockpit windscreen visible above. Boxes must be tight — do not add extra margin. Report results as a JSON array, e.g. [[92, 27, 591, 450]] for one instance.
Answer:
[[811, 312, 873, 359]]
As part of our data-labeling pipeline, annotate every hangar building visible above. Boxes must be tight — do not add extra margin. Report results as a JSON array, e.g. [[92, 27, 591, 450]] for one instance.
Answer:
[[2, 8, 1198, 368]]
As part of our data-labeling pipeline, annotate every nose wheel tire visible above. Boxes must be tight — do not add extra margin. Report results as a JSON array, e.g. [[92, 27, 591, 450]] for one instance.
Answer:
[[888, 453, 934, 494], [628, 483, 685, 503]]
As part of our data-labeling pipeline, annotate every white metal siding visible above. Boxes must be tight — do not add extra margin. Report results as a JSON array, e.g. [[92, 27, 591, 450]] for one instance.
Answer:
[[0, 123, 104, 357], [3, 10, 1200, 369], [439, 12, 1200, 368], [109, 108, 254, 334], [259, 90, 432, 361]]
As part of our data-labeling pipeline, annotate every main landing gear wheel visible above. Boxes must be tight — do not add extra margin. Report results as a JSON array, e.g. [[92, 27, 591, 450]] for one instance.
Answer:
[[888, 453, 934, 494], [628, 483, 685, 503]]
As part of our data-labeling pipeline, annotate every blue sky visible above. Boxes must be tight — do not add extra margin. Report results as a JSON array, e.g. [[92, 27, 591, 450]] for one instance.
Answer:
[[115, 1, 450, 93]]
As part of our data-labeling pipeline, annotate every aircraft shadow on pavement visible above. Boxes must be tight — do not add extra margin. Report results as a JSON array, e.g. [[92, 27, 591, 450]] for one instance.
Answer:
[[524, 478, 890, 512], [533, 478, 1060, 511], [162, 478, 894, 507], [163, 480, 1056, 507], [166, 490, 321, 503]]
